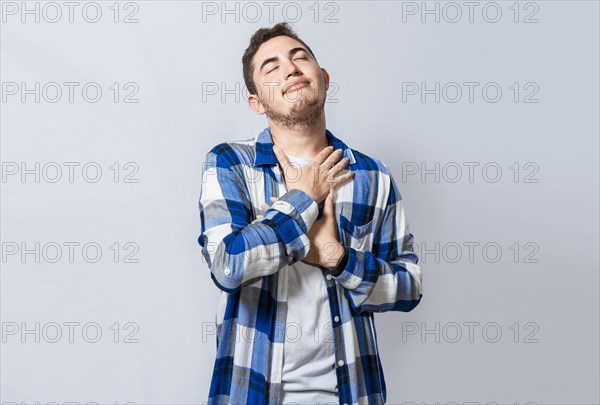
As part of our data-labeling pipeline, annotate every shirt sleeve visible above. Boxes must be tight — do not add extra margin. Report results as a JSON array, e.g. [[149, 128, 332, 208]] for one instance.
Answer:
[[198, 145, 320, 293], [331, 167, 423, 313]]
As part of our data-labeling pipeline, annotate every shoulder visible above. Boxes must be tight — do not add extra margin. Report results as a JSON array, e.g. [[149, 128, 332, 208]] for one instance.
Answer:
[[350, 147, 392, 179], [205, 136, 256, 167], [349, 147, 400, 204]]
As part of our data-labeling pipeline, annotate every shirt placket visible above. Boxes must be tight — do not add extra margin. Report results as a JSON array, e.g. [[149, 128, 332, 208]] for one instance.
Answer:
[[267, 162, 289, 404], [271, 160, 349, 405]]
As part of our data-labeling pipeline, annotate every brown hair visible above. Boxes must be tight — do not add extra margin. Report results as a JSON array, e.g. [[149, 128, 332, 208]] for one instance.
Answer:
[[242, 22, 318, 96]]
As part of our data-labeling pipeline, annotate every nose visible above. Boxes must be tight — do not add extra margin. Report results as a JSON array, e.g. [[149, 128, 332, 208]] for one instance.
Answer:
[[283, 58, 302, 80]]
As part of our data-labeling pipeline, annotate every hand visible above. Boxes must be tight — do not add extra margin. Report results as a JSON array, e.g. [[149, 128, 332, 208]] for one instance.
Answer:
[[301, 188, 344, 270], [257, 190, 344, 270], [256, 196, 279, 220], [273, 144, 354, 204]]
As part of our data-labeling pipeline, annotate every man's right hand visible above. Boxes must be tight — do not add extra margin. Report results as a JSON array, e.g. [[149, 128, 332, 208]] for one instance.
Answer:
[[273, 144, 355, 204]]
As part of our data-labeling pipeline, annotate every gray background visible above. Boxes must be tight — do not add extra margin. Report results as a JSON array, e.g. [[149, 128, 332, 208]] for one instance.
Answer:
[[1, 1, 599, 404]]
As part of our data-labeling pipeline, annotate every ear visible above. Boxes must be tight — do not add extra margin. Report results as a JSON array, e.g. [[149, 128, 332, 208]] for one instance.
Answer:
[[321, 68, 330, 92], [248, 93, 266, 115]]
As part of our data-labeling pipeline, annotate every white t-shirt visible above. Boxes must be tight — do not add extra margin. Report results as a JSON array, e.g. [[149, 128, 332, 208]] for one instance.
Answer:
[[280, 154, 338, 405]]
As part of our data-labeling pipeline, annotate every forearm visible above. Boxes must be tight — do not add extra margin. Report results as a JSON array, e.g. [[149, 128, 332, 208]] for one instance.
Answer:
[[200, 188, 319, 292], [331, 246, 423, 313]]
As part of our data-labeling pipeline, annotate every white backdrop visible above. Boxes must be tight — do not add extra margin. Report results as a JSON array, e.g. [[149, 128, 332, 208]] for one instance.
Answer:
[[1, 1, 599, 404]]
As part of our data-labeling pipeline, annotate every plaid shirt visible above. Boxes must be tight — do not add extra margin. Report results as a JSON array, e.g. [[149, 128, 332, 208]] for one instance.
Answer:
[[198, 127, 423, 405]]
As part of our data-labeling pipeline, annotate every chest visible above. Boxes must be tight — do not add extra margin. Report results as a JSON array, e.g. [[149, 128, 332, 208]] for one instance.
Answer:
[[243, 163, 386, 253]]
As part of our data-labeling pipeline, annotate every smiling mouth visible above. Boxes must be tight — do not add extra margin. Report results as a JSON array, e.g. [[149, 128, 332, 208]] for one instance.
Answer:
[[284, 81, 309, 95]]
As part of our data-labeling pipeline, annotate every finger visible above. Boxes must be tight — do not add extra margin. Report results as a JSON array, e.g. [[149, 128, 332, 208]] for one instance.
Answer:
[[313, 145, 335, 164], [260, 203, 269, 211], [324, 165, 351, 185], [322, 148, 343, 170], [334, 171, 355, 186], [323, 188, 335, 215], [328, 156, 349, 175], [270, 196, 278, 203], [256, 215, 264, 219], [273, 145, 292, 168]]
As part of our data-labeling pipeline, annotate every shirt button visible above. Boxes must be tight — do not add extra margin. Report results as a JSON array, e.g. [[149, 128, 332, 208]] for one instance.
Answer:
[[223, 268, 231, 276], [334, 316, 340, 323], [326, 274, 333, 280], [338, 360, 345, 367]]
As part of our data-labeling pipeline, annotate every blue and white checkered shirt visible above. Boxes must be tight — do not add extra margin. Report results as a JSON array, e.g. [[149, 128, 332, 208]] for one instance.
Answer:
[[198, 127, 423, 405]]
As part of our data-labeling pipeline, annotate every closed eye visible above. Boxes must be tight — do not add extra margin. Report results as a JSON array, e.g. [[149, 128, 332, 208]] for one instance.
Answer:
[[267, 57, 307, 74]]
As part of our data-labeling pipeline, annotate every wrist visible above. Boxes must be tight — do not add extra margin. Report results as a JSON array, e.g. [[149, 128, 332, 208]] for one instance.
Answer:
[[325, 244, 347, 276], [316, 200, 325, 219]]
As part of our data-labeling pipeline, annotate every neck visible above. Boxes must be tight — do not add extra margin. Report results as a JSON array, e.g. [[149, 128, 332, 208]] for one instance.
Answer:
[[268, 114, 328, 160]]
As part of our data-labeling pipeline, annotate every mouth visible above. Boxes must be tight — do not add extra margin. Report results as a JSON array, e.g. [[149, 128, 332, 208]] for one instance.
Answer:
[[283, 81, 309, 95]]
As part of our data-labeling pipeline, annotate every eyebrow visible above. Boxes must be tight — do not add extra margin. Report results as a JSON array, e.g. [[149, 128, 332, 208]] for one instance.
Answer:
[[259, 47, 309, 73]]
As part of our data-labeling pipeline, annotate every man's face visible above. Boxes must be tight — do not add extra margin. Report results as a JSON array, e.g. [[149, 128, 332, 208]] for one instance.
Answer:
[[248, 35, 329, 129]]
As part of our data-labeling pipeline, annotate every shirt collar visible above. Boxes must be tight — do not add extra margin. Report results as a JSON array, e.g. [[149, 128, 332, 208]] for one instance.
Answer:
[[253, 126, 356, 167]]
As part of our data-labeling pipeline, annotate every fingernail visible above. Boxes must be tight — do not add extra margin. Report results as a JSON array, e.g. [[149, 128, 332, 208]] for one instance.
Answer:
[[273, 145, 280, 155]]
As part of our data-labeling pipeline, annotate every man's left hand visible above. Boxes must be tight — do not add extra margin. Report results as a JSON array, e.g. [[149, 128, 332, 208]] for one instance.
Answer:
[[257, 189, 344, 270]]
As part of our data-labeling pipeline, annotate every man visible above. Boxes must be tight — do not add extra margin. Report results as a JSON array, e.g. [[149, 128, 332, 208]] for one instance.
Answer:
[[198, 22, 423, 405]]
